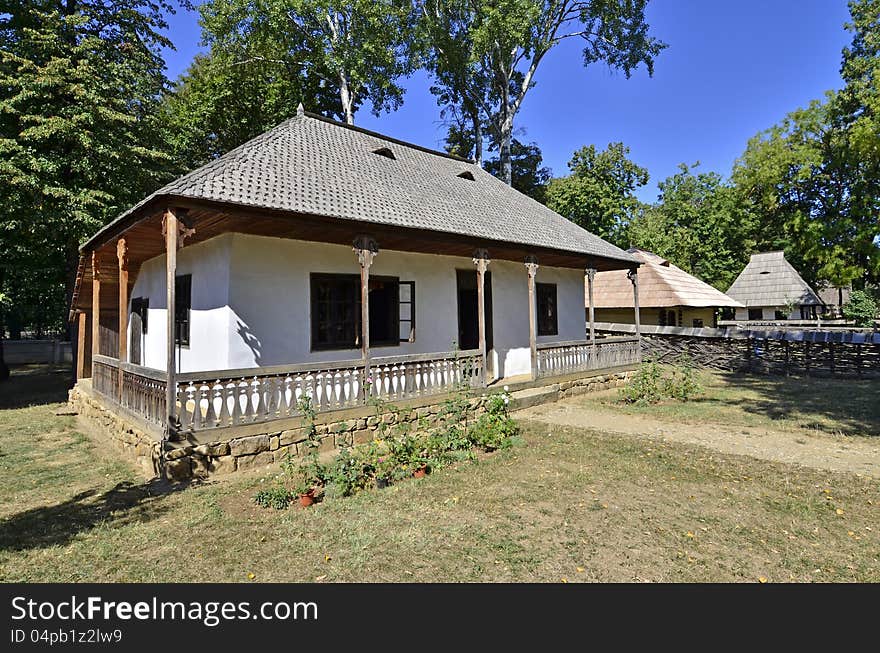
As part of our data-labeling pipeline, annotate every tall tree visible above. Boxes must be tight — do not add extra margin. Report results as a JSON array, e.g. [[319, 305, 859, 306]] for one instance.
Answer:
[[545, 142, 648, 245], [163, 49, 341, 170], [422, 0, 665, 183], [484, 138, 551, 202], [200, 0, 419, 125], [0, 1, 176, 377], [732, 0, 880, 289], [626, 164, 757, 291]]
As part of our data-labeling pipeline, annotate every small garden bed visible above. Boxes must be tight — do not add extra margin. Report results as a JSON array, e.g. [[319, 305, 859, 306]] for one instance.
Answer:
[[254, 384, 520, 510]]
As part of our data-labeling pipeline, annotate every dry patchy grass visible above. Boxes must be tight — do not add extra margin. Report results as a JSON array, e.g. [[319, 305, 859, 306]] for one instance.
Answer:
[[1, 368, 878, 583]]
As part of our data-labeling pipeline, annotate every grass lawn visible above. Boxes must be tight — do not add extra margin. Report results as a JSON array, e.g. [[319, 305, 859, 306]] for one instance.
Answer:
[[1, 366, 878, 582], [581, 368, 880, 438]]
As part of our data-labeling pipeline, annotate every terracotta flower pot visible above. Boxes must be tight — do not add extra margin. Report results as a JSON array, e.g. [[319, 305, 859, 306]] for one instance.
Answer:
[[413, 465, 427, 479], [298, 490, 315, 507]]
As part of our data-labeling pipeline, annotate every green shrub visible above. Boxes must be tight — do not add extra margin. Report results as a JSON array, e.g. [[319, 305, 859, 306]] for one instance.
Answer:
[[663, 356, 701, 401], [619, 359, 702, 405], [843, 290, 878, 327], [469, 390, 519, 451], [619, 361, 664, 405], [254, 486, 295, 510]]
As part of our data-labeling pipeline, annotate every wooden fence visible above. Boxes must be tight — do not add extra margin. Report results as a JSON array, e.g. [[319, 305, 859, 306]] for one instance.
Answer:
[[595, 322, 880, 379]]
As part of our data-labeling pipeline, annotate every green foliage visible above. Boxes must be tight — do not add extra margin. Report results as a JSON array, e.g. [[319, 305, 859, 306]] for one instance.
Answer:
[[843, 290, 879, 327], [421, 0, 666, 184], [484, 139, 551, 202], [731, 0, 880, 289], [161, 50, 340, 172], [253, 387, 519, 508], [0, 1, 176, 342], [546, 142, 649, 245], [625, 164, 757, 291], [280, 449, 326, 495], [198, 0, 419, 125], [619, 360, 702, 406], [662, 357, 701, 402], [619, 361, 663, 406], [468, 391, 519, 451], [254, 486, 295, 510]]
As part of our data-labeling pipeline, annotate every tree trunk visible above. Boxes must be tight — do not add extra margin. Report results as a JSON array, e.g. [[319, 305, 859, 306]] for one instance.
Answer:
[[0, 266, 9, 382], [339, 70, 354, 125], [499, 120, 512, 185], [471, 107, 483, 167]]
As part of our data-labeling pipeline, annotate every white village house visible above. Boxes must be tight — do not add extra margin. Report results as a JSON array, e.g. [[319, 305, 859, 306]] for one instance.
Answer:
[[68, 110, 643, 477]]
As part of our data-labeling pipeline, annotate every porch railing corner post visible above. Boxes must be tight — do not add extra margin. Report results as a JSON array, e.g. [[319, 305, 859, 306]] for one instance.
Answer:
[[525, 255, 539, 381]]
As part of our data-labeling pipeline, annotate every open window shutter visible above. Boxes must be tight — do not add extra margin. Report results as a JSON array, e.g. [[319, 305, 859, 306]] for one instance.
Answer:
[[399, 281, 415, 342]]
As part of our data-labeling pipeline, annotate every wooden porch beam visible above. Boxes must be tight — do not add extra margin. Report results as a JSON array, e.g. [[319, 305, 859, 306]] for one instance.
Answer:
[[586, 267, 597, 345], [354, 235, 378, 387], [76, 311, 87, 380], [164, 209, 178, 434], [90, 251, 101, 364], [525, 255, 539, 380], [473, 249, 490, 386], [628, 268, 641, 341], [117, 238, 128, 395]]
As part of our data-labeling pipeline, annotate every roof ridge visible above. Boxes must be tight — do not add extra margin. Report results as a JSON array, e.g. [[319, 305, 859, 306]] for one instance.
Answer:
[[302, 111, 475, 164]]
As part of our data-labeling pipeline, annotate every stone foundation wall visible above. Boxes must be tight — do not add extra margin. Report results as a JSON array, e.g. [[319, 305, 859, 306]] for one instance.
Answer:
[[69, 385, 162, 477], [69, 369, 632, 483], [556, 370, 632, 398]]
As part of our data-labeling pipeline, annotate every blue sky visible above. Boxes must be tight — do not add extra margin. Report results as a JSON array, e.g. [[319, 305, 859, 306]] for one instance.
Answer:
[[161, 0, 853, 202]]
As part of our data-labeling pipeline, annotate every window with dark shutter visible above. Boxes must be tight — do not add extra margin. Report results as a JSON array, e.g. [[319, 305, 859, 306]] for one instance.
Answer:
[[310, 274, 405, 350], [536, 283, 558, 336], [175, 275, 191, 347]]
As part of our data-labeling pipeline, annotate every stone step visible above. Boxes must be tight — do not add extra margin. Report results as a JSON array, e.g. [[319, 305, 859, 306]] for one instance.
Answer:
[[510, 385, 560, 411]]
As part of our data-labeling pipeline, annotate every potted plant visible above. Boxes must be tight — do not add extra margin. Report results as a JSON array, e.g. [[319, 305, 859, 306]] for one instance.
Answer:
[[283, 451, 324, 508], [411, 448, 430, 478], [373, 455, 397, 489]]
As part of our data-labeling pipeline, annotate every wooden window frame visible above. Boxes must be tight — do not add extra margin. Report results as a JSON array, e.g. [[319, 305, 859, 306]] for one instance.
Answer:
[[131, 297, 149, 334], [175, 275, 191, 348], [536, 282, 558, 337], [309, 273, 402, 351], [399, 280, 415, 343]]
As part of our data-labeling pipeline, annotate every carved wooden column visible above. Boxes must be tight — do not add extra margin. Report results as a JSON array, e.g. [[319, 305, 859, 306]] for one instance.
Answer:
[[525, 255, 539, 380], [164, 210, 179, 432], [90, 251, 101, 363], [76, 311, 87, 379], [473, 249, 490, 386], [628, 268, 641, 341], [586, 267, 597, 345], [354, 235, 378, 390], [117, 239, 128, 396]]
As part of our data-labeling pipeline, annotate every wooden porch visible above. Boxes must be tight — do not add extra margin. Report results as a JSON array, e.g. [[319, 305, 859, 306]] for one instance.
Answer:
[[87, 337, 640, 439]]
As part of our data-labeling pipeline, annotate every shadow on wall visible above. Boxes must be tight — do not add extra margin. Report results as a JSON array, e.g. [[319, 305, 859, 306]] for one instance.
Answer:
[[236, 320, 263, 367]]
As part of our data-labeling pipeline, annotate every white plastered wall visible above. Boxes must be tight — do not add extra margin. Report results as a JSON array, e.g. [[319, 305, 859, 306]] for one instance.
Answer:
[[127, 233, 588, 377]]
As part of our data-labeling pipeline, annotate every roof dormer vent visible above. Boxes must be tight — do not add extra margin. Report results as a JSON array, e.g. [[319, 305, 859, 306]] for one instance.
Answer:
[[457, 170, 475, 181], [372, 147, 396, 160]]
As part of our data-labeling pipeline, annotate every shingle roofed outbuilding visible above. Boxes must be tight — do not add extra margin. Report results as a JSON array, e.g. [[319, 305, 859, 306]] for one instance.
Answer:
[[592, 249, 743, 309], [726, 251, 823, 308], [82, 111, 638, 267]]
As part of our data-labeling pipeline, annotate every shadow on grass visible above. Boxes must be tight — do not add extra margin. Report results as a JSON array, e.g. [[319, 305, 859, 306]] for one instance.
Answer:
[[718, 372, 880, 437], [0, 366, 73, 410], [0, 477, 191, 552]]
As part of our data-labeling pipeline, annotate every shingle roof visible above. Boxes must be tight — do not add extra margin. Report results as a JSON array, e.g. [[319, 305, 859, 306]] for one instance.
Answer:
[[592, 249, 743, 308], [84, 111, 638, 266], [726, 251, 823, 307]]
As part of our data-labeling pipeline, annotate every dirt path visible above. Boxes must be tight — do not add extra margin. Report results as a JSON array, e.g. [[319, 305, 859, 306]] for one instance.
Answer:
[[518, 397, 880, 479]]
